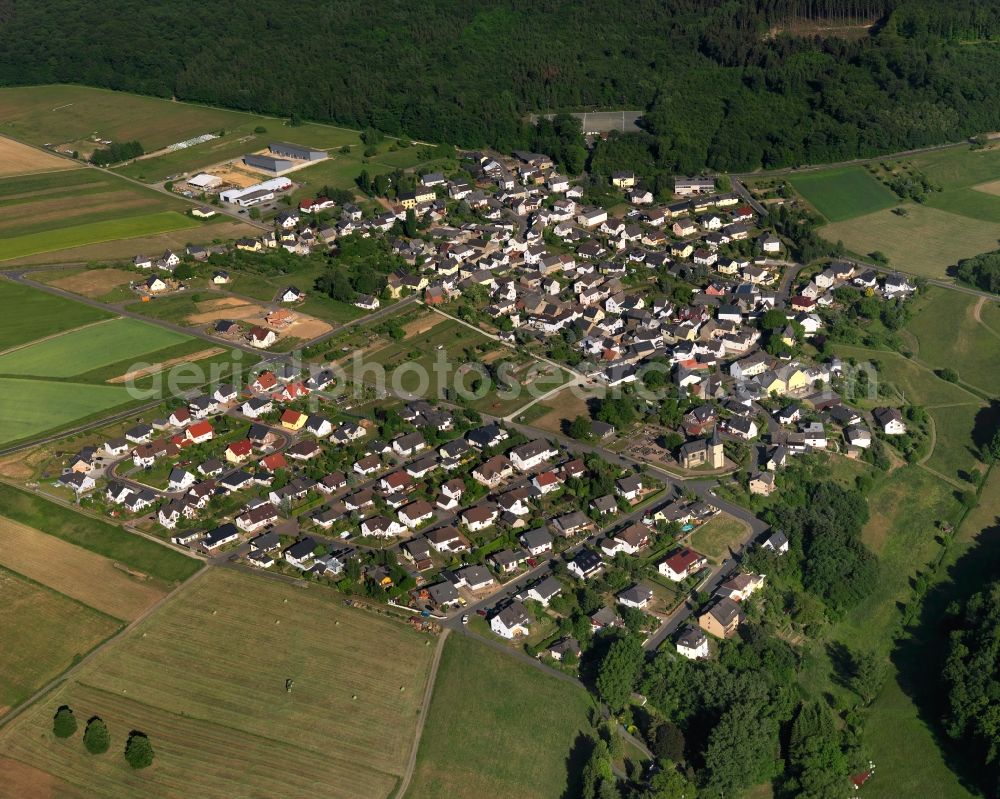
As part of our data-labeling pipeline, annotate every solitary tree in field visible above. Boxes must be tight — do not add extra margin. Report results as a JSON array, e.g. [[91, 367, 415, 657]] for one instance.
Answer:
[[83, 717, 110, 754], [52, 706, 77, 739], [124, 731, 155, 769]]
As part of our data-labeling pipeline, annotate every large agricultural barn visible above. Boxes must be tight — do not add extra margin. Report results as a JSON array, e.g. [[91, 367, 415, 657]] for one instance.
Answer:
[[241, 141, 327, 175], [268, 141, 326, 161]]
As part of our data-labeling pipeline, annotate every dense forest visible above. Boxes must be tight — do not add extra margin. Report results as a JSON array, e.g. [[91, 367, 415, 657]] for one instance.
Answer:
[[3, 1, 1000, 171], [943, 581, 1000, 796]]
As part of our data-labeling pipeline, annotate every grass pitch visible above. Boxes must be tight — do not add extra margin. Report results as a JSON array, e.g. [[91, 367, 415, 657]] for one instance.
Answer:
[[0, 569, 435, 799], [787, 165, 897, 222], [406, 633, 594, 799]]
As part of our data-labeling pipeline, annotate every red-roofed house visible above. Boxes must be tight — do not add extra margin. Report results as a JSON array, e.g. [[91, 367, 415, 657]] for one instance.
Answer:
[[659, 548, 708, 582], [261, 453, 288, 472], [280, 409, 307, 431], [225, 439, 253, 463], [275, 382, 309, 401], [251, 371, 278, 393], [185, 420, 214, 444], [532, 470, 561, 495]]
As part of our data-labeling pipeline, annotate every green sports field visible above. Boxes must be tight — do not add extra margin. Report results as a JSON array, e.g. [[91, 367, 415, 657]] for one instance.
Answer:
[[0, 280, 112, 349], [788, 165, 898, 222], [0, 317, 190, 377]]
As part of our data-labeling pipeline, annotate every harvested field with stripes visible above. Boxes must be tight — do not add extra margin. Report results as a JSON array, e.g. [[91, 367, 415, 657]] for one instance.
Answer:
[[0, 569, 436, 799], [0, 517, 166, 621]]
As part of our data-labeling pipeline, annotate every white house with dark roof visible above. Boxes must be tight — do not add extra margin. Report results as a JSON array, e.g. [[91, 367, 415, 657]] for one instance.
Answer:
[[490, 602, 531, 639]]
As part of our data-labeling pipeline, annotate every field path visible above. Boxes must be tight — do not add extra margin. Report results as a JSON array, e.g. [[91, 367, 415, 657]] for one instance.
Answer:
[[0, 563, 210, 729], [971, 295, 1000, 343], [394, 628, 449, 799], [973, 296, 985, 324]]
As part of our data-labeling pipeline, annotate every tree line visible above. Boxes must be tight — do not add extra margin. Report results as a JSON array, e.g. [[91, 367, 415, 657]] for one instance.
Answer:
[[89, 140, 144, 166], [3, 1, 1000, 171]]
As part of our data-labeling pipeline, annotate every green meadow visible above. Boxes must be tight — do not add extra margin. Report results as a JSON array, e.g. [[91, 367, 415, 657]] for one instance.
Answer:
[[0, 317, 190, 378], [0, 280, 112, 349], [0, 211, 198, 261], [788, 165, 897, 222]]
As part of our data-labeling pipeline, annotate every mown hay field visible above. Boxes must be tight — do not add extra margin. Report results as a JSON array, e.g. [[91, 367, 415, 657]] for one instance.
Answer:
[[0, 484, 201, 585], [0, 569, 435, 799], [0, 517, 166, 621], [0, 136, 77, 177], [819, 203, 1000, 279], [406, 633, 594, 799], [0, 568, 120, 714]]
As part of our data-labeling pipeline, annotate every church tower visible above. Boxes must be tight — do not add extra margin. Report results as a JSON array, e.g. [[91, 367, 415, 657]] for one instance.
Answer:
[[710, 426, 724, 469]]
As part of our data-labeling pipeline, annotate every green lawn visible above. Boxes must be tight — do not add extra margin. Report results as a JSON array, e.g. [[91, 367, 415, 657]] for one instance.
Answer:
[[819, 203, 1000, 280], [688, 514, 748, 561], [0, 484, 200, 584], [861, 679, 976, 799], [910, 145, 1000, 191], [406, 633, 595, 799], [788, 165, 898, 222], [0, 211, 198, 261], [0, 377, 134, 445], [834, 343, 982, 408], [979, 298, 1000, 338], [853, 467, 961, 626], [0, 317, 191, 378], [0, 280, 112, 349], [854, 465, 1000, 799]]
